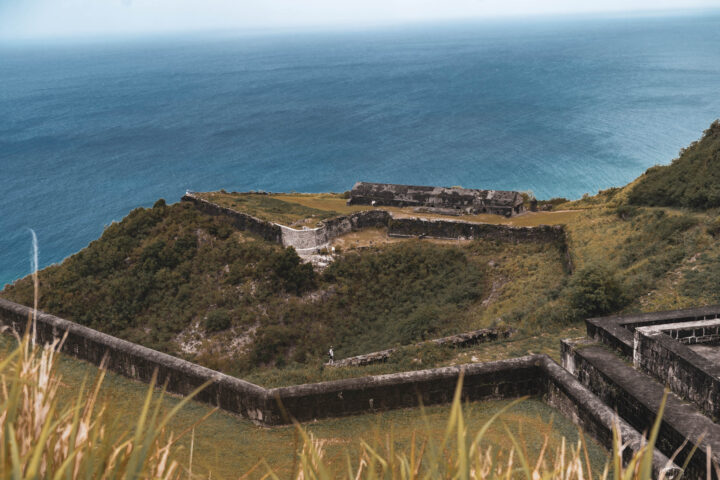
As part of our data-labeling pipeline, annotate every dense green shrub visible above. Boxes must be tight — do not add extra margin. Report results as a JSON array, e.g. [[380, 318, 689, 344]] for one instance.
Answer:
[[680, 254, 720, 302], [707, 217, 720, 237], [615, 204, 639, 220], [568, 265, 625, 318], [628, 120, 720, 209], [205, 308, 232, 332], [260, 247, 316, 295], [319, 242, 485, 356], [1, 202, 489, 370]]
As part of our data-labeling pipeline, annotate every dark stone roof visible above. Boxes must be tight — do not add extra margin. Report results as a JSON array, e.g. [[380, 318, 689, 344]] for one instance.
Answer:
[[349, 182, 524, 207]]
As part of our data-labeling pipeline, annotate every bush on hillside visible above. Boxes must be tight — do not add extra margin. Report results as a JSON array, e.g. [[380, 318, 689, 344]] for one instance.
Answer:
[[205, 308, 232, 332], [628, 120, 720, 209], [568, 265, 625, 318]]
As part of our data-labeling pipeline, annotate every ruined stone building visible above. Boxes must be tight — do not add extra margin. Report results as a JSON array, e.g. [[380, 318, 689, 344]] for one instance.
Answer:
[[347, 182, 525, 217]]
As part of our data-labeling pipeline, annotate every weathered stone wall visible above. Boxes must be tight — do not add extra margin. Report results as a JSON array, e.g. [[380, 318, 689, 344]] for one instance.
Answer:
[[0, 298, 273, 423], [183, 194, 566, 256], [662, 322, 720, 345], [0, 299, 538, 426], [586, 306, 720, 359], [634, 327, 720, 422], [182, 194, 283, 243], [542, 356, 677, 478], [266, 357, 544, 424], [277, 225, 327, 251], [562, 339, 714, 478], [387, 217, 566, 244], [0, 299, 676, 473], [321, 210, 392, 239], [279, 210, 392, 253], [585, 316, 635, 357]]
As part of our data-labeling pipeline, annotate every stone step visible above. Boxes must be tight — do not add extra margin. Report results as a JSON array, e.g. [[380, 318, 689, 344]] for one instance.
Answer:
[[563, 339, 720, 479]]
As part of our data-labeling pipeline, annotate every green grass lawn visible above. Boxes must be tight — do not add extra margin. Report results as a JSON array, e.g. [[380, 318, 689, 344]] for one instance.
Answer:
[[1, 335, 608, 478]]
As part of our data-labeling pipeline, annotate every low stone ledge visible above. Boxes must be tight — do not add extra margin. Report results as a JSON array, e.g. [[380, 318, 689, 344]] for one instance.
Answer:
[[330, 327, 515, 367]]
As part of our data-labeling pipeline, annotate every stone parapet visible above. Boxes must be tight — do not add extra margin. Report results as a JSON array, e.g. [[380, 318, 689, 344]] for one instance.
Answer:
[[0, 298, 676, 474]]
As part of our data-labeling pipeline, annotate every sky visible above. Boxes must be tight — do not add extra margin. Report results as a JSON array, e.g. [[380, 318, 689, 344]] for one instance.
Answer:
[[1, 0, 719, 39]]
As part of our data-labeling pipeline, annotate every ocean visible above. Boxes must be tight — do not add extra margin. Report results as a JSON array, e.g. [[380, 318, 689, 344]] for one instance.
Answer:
[[2, 11, 720, 286]]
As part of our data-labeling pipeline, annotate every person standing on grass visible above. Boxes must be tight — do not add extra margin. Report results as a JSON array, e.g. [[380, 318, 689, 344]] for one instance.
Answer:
[[329, 346, 334, 364]]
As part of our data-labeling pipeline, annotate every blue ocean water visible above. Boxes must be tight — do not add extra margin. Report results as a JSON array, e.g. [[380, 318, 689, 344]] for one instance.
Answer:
[[2, 12, 720, 287]]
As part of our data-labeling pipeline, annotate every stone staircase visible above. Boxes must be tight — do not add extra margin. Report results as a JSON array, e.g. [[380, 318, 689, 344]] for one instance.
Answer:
[[563, 307, 720, 479]]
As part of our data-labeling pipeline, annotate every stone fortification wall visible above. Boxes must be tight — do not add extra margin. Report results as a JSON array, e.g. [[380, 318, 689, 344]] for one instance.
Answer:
[[267, 356, 543, 424], [562, 339, 713, 478], [0, 298, 272, 423], [321, 210, 391, 239], [387, 217, 566, 244], [586, 305, 720, 358], [182, 193, 283, 244], [182, 195, 566, 255], [0, 298, 676, 474], [634, 326, 720, 422], [279, 210, 391, 253], [660, 319, 720, 345], [542, 357, 676, 478]]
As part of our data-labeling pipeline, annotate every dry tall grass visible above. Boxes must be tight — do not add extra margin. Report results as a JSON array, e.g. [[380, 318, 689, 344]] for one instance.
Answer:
[[0, 328, 686, 480], [275, 374, 684, 480], [0, 323, 688, 480], [0, 325, 209, 479]]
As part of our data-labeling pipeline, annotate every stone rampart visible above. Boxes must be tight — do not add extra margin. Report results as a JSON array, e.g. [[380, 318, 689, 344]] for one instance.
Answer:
[[562, 339, 715, 478], [0, 298, 272, 423], [182, 193, 283, 243], [387, 217, 566, 244], [279, 210, 391, 253], [266, 356, 543, 424], [0, 298, 676, 474], [586, 305, 720, 358], [182, 195, 567, 255], [542, 356, 676, 478], [634, 325, 720, 422]]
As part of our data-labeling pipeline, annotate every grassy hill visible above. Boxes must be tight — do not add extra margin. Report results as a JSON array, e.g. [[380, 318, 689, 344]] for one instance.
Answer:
[[628, 120, 720, 209], [4, 122, 720, 387], [1, 199, 575, 384]]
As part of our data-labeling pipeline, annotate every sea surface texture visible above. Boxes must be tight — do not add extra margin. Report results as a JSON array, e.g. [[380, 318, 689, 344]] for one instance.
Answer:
[[2, 12, 720, 286]]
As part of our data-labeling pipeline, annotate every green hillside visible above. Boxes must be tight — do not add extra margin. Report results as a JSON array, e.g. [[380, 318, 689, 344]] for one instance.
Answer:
[[5, 123, 720, 388], [628, 120, 720, 209]]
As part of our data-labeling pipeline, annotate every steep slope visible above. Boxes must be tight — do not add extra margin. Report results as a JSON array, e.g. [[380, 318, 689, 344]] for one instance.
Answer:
[[2, 200, 506, 376], [628, 120, 720, 209]]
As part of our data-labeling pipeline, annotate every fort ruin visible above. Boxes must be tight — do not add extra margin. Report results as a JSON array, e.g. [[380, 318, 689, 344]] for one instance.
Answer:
[[5, 193, 720, 477], [347, 182, 526, 217]]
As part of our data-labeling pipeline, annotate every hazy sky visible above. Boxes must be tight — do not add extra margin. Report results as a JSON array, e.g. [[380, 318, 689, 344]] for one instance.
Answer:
[[1, 0, 719, 39]]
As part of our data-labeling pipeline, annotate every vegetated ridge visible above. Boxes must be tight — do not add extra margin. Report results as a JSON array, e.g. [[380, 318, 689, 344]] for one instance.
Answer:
[[628, 120, 720, 208], [3, 120, 720, 388]]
